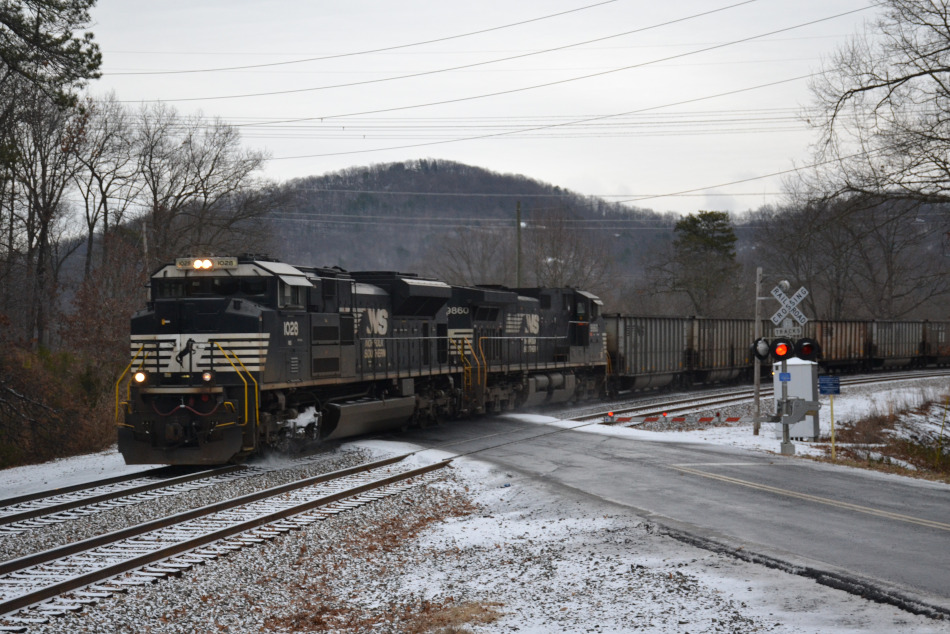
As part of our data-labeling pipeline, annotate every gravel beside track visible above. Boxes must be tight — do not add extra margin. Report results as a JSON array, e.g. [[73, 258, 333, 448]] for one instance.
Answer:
[[14, 452, 945, 633], [0, 449, 372, 564]]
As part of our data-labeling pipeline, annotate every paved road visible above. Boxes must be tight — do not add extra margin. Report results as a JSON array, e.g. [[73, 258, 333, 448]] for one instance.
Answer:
[[394, 415, 950, 613]]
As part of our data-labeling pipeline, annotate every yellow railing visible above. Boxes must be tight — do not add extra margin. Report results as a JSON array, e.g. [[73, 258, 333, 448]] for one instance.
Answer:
[[214, 342, 260, 427], [115, 345, 148, 425], [452, 337, 475, 403], [114, 341, 259, 432], [476, 336, 490, 392]]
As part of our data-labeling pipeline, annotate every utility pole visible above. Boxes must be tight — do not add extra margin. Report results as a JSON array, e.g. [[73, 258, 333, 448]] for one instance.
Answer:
[[516, 201, 523, 287], [753, 266, 762, 435]]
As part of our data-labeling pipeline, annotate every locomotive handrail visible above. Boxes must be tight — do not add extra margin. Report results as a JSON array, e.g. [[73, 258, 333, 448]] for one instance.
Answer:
[[115, 345, 146, 425], [214, 342, 260, 428], [476, 336, 488, 391], [475, 334, 574, 373], [214, 344, 249, 426], [452, 337, 476, 405]]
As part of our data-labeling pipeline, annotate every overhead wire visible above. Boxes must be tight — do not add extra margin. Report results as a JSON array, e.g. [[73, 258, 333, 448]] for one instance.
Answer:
[[105, 0, 623, 76], [96, 4, 880, 210], [198, 7, 868, 119], [127, 1, 761, 103], [268, 73, 816, 159]]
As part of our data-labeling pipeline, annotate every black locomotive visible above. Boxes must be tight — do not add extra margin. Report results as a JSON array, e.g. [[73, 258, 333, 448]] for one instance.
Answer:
[[116, 255, 608, 465]]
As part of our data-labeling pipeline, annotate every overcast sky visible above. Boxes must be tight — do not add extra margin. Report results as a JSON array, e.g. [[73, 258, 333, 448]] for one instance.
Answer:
[[87, 0, 875, 216]]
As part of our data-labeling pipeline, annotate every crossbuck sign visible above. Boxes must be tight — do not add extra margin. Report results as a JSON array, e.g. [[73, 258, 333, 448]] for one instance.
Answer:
[[770, 285, 809, 326]]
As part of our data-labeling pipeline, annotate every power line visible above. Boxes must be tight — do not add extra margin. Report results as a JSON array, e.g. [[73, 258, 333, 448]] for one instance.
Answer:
[[105, 0, 622, 76], [618, 147, 884, 204], [101, 32, 854, 61], [280, 188, 783, 199], [269, 73, 815, 159], [240, 6, 868, 160], [128, 1, 761, 103]]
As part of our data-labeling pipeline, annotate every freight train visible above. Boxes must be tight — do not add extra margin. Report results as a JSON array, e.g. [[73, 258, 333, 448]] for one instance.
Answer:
[[604, 315, 950, 392], [116, 254, 950, 465], [116, 255, 607, 465]]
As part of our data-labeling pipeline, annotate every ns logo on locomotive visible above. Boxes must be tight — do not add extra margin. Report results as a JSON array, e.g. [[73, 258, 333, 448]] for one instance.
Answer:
[[116, 255, 608, 465]]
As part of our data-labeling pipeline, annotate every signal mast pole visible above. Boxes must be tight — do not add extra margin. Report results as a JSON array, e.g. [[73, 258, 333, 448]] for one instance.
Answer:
[[753, 267, 763, 435], [516, 201, 523, 287]]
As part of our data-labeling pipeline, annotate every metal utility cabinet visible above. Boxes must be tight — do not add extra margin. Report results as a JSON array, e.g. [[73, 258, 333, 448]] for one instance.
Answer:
[[772, 358, 819, 440]]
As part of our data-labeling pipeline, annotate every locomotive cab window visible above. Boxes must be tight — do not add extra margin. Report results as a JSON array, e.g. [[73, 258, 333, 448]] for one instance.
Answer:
[[279, 276, 310, 310], [154, 277, 273, 305], [279, 282, 302, 309]]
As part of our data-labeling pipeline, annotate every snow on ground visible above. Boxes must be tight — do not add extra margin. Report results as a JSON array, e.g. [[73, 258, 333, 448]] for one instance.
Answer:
[[1, 379, 948, 632], [389, 455, 947, 633], [0, 447, 154, 499]]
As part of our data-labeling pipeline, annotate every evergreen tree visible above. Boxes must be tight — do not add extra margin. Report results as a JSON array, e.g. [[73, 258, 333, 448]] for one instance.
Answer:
[[669, 210, 740, 315]]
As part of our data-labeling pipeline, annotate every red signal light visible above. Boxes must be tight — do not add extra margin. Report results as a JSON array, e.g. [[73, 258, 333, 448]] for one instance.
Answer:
[[769, 337, 795, 361], [795, 338, 821, 361]]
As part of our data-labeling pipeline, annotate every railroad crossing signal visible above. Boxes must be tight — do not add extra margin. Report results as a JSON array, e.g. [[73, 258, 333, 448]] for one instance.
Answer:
[[796, 338, 821, 361], [769, 337, 796, 361], [770, 285, 809, 326], [751, 337, 770, 361], [750, 337, 822, 362]]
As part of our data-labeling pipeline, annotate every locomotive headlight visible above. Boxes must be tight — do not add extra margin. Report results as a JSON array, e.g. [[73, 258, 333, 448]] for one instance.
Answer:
[[192, 258, 213, 270], [201, 371, 214, 383], [133, 371, 147, 384]]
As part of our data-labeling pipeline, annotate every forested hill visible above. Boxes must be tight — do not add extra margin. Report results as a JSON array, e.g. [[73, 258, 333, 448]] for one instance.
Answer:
[[267, 159, 674, 277]]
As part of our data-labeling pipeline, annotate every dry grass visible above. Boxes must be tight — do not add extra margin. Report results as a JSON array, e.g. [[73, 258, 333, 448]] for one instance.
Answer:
[[812, 393, 950, 483], [262, 485, 506, 633]]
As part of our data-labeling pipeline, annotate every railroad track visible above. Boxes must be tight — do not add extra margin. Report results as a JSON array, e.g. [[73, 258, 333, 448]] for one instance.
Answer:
[[0, 452, 371, 539], [0, 455, 448, 630], [0, 465, 248, 536], [583, 369, 950, 425]]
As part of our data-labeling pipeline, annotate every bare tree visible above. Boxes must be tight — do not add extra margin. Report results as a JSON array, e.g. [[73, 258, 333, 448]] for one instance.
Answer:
[[71, 93, 140, 277], [425, 226, 515, 287], [527, 213, 610, 291], [752, 197, 950, 319], [134, 103, 272, 269], [10, 91, 82, 347], [808, 0, 950, 205]]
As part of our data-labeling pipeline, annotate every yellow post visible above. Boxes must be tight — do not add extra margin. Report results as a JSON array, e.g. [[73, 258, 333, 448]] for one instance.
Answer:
[[830, 394, 836, 461], [937, 393, 948, 467]]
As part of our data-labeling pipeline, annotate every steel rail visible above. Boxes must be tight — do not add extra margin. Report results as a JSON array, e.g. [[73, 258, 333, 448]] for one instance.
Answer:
[[591, 370, 950, 424], [0, 454, 403, 577], [0, 467, 176, 509], [0, 455, 448, 618], [0, 465, 245, 527]]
